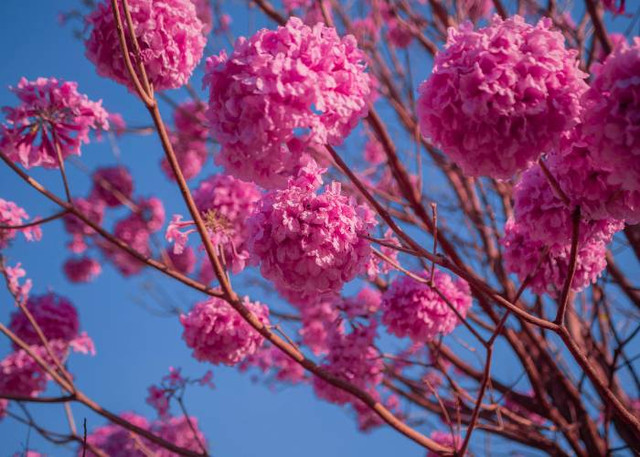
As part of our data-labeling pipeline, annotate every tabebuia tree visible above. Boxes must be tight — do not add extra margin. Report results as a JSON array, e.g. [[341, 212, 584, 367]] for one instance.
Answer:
[[1, 0, 639, 455]]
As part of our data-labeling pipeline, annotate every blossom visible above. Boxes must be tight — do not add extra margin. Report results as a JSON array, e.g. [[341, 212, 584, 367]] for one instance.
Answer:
[[152, 416, 207, 456], [0, 346, 49, 397], [9, 293, 79, 348], [247, 165, 376, 305], [83, 412, 152, 457], [581, 38, 640, 223], [63, 198, 106, 253], [90, 166, 134, 207], [545, 127, 639, 224], [427, 431, 461, 457], [313, 323, 382, 405], [204, 17, 372, 187], [459, 0, 493, 22], [0, 399, 7, 421], [299, 300, 340, 355], [381, 270, 472, 342], [192, 0, 213, 35], [161, 101, 210, 181], [0, 198, 42, 248], [417, 15, 587, 178], [85, 0, 206, 91], [191, 173, 262, 273], [241, 345, 307, 384], [5, 263, 32, 302], [363, 137, 385, 165], [146, 385, 170, 418], [339, 287, 382, 319], [502, 217, 619, 297], [63, 256, 102, 283], [167, 246, 196, 275], [353, 394, 400, 432], [0, 77, 109, 168], [181, 296, 269, 366], [513, 163, 623, 247]]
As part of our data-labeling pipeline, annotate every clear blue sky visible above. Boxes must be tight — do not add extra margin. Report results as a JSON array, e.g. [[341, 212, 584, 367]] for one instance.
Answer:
[[0, 1, 637, 457]]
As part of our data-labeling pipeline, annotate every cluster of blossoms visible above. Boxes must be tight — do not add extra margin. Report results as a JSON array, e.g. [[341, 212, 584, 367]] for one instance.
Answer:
[[0, 198, 41, 249], [204, 17, 372, 188], [83, 412, 207, 457], [247, 163, 377, 305], [90, 166, 134, 207], [161, 100, 210, 181], [417, 15, 587, 178], [0, 77, 109, 169], [180, 296, 270, 366], [241, 344, 308, 385], [313, 322, 383, 405], [85, 0, 206, 92], [0, 293, 94, 399], [146, 367, 214, 418], [579, 38, 640, 223], [166, 173, 262, 276], [381, 270, 472, 342], [99, 197, 165, 276], [427, 431, 461, 457]]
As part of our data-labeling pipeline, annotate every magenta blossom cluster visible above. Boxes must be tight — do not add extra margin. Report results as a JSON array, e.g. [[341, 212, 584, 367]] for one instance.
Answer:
[[8, 293, 79, 348], [427, 431, 461, 457], [90, 166, 134, 207], [247, 164, 377, 305], [417, 15, 587, 178], [192, 0, 213, 35], [502, 217, 619, 296], [0, 198, 42, 249], [83, 412, 207, 457], [161, 100, 210, 181], [241, 344, 307, 385], [85, 0, 206, 92], [313, 323, 383, 405], [299, 300, 340, 355], [1, 77, 109, 169], [381, 270, 472, 342], [204, 17, 372, 188], [580, 38, 640, 223], [63, 197, 106, 254], [63, 257, 102, 283], [181, 296, 269, 366], [99, 197, 165, 276]]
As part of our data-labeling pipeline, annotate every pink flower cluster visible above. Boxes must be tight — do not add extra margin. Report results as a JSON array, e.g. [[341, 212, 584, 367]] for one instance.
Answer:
[[427, 431, 460, 457], [299, 300, 340, 355], [580, 38, 640, 223], [63, 197, 106, 253], [241, 344, 307, 385], [313, 323, 382, 405], [161, 100, 210, 181], [181, 296, 269, 366], [90, 166, 134, 207], [381, 270, 472, 342], [64, 256, 102, 283], [417, 15, 587, 178], [85, 0, 206, 91], [247, 164, 376, 305], [83, 412, 207, 457], [204, 17, 372, 188], [8, 293, 79, 348], [0, 198, 42, 248], [1, 77, 109, 169], [502, 217, 617, 297], [99, 197, 165, 276]]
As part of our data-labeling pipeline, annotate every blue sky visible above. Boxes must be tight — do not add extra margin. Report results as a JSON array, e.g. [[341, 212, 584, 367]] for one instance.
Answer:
[[0, 1, 638, 456]]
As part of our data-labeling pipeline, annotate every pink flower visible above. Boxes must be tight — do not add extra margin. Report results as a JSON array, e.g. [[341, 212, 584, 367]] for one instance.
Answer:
[[299, 300, 340, 355], [247, 165, 376, 305], [313, 323, 382, 405], [5, 263, 32, 301], [151, 415, 207, 457], [458, 0, 493, 22], [0, 399, 7, 421], [502, 217, 619, 297], [85, 0, 206, 91], [0, 198, 42, 248], [63, 256, 102, 283], [90, 166, 134, 207], [602, 0, 625, 14], [0, 345, 49, 397], [242, 345, 307, 385], [181, 296, 269, 366], [191, 173, 262, 273], [108, 112, 127, 135], [339, 287, 382, 319], [167, 246, 196, 275], [427, 430, 461, 457], [0, 77, 109, 168], [513, 163, 623, 247], [417, 15, 587, 178], [363, 136, 385, 165], [204, 17, 372, 188], [161, 101, 210, 181], [63, 198, 106, 250], [192, 0, 213, 35], [9, 293, 79, 348], [545, 127, 639, 224], [146, 385, 170, 418], [353, 394, 400, 432], [83, 412, 152, 457], [581, 38, 640, 223], [381, 270, 472, 342]]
